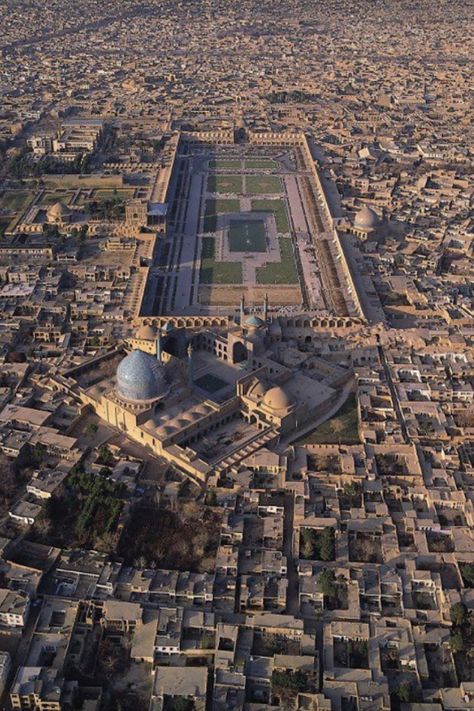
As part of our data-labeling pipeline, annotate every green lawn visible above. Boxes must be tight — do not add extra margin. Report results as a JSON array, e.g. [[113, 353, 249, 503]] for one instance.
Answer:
[[297, 394, 360, 445], [251, 198, 290, 233], [245, 175, 282, 195], [42, 192, 72, 205], [256, 237, 298, 284], [228, 219, 266, 252], [203, 198, 240, 232], [200, 237, 242, 284], [207, 174, 243, 194], [209, 159, 242, 169], [42, 175, 123, 189], [93, 188, 135, 200], [245, 159, 277, 169], [0, 190, 31, 212]]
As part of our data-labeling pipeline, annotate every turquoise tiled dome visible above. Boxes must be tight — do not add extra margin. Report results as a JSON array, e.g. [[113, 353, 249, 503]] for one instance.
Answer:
[[116, 349, 166, 402], [245, 315, 264, 328]]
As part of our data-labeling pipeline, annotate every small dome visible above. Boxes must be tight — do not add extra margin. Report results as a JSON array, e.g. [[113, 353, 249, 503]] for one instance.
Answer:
[[137, 324, 157, 341], [245, 315, 265, 329], [47, 201, 72, 223], [262, 386, 293, 412], [354, 204, 379, 231], [116, 349, 166, 402], [248, 377, 268, 399]]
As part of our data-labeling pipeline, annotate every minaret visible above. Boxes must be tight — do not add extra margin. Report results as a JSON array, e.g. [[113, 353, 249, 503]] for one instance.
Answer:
[[240, 294, 245, 326], [263, 293, 268, 323], [156, 333, 162, 362], [187, 342, 193, 387]]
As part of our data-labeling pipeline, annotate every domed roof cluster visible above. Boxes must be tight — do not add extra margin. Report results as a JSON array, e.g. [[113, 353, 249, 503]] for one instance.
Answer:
[[262, 385, 293, 412], [116, 349, 167, 402], [47, 201, 72, 224], [354, 204, 380, 231]]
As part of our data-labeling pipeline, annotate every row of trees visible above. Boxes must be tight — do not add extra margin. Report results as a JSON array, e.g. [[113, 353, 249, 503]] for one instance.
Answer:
[[35, 466, 125, 550], [88, 195, 125, 221], [7, 149, 89, 180], [449, 602, 474, 657], [300, 526, 335, 561]]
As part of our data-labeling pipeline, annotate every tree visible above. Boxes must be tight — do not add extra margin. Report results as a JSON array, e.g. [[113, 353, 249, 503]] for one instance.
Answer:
[[343, 481, 360, 498], [450, 602, 467, 627], [205, 490, 217, 506], [84, 422, 98, 437], [32, 442, 47, 463], [461, 564, 474, 587], [318, 569, 337, 599], [300, 528, 317, 559], [97, 445, 113, 465], [271, 669, 308, 693], [98, 638, 128, 680], [395, 683, 412, 703], [319, 527, 335, 561], [449, 632, 465, 654]]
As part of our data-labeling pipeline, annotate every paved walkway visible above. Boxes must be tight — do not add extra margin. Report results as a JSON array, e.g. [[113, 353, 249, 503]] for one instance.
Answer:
[[173, 172, 203, 312]]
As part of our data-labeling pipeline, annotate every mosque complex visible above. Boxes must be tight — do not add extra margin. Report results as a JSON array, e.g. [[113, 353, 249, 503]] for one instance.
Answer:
[[62, 296, 356, 485], [59, 131, 371, 485]]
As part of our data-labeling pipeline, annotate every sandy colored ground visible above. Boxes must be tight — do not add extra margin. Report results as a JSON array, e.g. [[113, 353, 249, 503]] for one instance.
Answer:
[[198, 284, 302, 306]]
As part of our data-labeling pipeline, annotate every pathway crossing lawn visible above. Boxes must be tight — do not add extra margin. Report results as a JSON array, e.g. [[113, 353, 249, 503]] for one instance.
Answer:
[[245, 159, 277, 169], [0, 190, 31, 212], [228, 219, 266, 252], [200, 237, 242, 284], [203, 198, 240, 232], [251, 198, 290, 233], [246, 175, 282, 194], [256, 237, 298, 284], [209, 159, 242, 169], [207, 174, 243, 194]]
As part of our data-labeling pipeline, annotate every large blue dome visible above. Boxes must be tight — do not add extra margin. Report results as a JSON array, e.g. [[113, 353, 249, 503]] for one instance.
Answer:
[[116, 349, 166, 402]]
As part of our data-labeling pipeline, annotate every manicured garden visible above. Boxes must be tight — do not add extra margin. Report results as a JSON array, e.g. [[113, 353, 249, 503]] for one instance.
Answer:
[[203, 198, 240, 232], [246, 174, 282, 194], [207, 174, 243, 194], [251, 198, 290, 233], [200, 236, 242, 284], [256, 237, 298, 284]]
